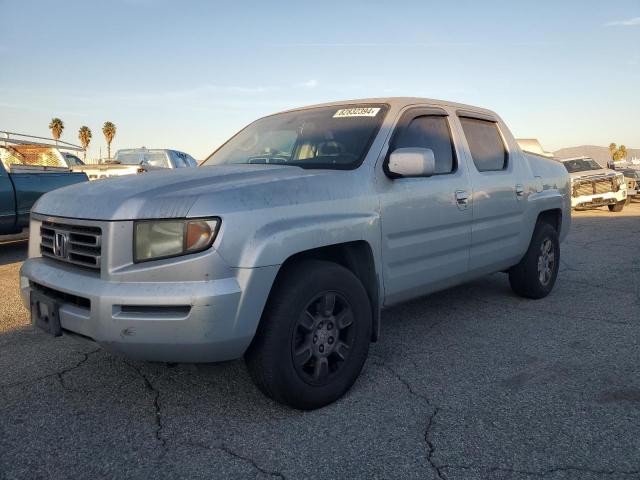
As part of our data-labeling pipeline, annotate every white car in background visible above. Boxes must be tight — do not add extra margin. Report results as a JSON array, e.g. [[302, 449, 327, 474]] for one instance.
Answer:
[[560, 156, 627, 211], [72, 148, 197, 180]]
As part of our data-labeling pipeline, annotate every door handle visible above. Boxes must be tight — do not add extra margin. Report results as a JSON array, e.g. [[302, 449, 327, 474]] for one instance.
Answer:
[[515, 184, 525, 197], [455, 190, 469, 209]]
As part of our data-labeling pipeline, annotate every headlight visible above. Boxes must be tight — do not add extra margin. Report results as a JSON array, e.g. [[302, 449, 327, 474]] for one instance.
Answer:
[[134, 218, 220, 262]]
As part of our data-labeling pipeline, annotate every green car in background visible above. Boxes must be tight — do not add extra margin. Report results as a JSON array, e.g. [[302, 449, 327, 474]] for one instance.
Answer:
[[0, 132, 88, 235]]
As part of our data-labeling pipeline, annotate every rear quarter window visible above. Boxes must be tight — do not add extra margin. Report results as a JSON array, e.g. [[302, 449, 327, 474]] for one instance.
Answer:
[[459, 117, 508, 172]]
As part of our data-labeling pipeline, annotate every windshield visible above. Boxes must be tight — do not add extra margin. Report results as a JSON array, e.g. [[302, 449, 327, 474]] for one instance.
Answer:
[[623, 170, 640, 179], [202, 104, 388, 170], [114, 152, 141, 165], [115, 150, 170, 168], [64, 154, 84, 166], [562, 158, 602, 173]]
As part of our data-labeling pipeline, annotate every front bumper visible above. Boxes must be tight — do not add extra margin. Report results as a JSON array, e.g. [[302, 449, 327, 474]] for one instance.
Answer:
[[571, 189, 626, 208], [20, 258, 278, 363]]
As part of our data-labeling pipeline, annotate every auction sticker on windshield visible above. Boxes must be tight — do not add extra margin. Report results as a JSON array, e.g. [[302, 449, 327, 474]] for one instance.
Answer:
[[333, 107, 381, 118]]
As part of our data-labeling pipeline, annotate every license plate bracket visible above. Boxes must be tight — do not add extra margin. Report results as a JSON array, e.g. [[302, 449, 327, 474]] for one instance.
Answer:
[[30, 290, 62, 337]]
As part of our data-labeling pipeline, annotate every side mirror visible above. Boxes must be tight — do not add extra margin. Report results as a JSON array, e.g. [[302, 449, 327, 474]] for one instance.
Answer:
[[388, 147, 436, 178]]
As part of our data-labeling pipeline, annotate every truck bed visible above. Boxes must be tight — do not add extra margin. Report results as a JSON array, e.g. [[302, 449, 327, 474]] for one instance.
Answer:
[[1, 167, 87, 234]]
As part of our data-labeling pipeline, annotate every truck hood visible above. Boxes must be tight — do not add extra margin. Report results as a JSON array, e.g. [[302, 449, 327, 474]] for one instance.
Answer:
[[32, 164, 346, 221], [568, 168, 617, 181]]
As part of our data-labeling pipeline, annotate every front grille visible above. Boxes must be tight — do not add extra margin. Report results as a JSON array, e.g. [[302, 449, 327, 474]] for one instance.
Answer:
[[40, 221, 102, 270], [573, 178, 615, 197], [595, 178, 614, 194], [30, 281, 91, 309]]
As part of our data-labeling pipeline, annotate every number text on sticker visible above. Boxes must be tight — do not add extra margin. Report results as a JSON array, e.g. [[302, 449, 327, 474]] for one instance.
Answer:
[[333, 107, 381, 118]]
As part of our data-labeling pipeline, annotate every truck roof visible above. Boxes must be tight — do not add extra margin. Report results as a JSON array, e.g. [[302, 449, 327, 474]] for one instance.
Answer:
[[559, 156, 594, 162], [277, 97, 498, 118]]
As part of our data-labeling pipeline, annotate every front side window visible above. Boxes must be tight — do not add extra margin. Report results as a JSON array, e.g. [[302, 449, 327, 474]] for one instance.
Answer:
[[393, 115, 456, 174], [460, 117, 508, 172], [202, 104, 388, 170]]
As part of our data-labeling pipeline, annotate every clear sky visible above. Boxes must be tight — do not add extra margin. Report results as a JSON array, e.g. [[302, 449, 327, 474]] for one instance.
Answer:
[[1, 0, 638, 160]]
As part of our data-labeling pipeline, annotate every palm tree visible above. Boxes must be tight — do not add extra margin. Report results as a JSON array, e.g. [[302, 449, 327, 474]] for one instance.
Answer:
[[102, 121, 116, 159], [49, 118, 64, 142], [618, 145, 627, 161], [609, 143, 617, 161], [78, 126, 92, 161]]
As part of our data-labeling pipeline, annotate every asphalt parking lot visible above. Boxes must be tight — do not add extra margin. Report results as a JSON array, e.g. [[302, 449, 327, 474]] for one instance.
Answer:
[[1, 204, 639, 480]]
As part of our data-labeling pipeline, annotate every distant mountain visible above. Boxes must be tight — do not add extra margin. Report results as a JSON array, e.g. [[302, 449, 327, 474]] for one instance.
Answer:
[[553, 145, 640, 168]]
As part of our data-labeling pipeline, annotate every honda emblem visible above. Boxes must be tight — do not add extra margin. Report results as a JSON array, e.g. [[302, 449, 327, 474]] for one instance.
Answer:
[[53, 232, 69, 258]]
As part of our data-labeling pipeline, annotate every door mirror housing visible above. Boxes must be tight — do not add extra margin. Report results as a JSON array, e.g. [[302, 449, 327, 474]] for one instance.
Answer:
[[388, 147, 436, 178]]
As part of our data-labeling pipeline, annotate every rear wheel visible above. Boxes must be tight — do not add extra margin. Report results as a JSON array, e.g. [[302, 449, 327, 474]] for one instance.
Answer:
[[509, 222, 560, 299], [608, 200, 625, 212], [245, 260, 372, 410]]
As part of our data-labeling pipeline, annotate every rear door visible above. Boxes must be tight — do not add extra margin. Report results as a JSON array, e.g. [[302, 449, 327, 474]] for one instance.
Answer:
[[378, 106, 473, 305], [455, 113, 527, 275]]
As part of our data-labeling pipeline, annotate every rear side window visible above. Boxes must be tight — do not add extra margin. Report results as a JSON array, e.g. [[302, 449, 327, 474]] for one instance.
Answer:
[[394, 115, 456, 174], [459, 117, 507, 172]]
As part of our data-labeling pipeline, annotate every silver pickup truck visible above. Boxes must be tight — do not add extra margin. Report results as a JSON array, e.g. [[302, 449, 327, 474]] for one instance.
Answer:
[[20, 98, 571, 409]]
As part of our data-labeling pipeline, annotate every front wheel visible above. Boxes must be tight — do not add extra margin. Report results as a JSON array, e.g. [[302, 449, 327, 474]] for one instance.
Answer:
[[509, 222, 560, 299], [608, 200, 625, 212], [245, 260, 372, 410]]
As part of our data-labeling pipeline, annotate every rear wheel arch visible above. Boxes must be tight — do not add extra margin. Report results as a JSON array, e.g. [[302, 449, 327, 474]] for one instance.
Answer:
[[536, 208, 562, 232]]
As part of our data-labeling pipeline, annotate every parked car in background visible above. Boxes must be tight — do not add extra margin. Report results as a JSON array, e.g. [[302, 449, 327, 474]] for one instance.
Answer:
[[560, 156, 627, 211], [0, 131, 88, 235], [21, 98, 570, 409], [620, 168, 640, 201], [62, 152, 85, 166], [72, 147, 197, 180]]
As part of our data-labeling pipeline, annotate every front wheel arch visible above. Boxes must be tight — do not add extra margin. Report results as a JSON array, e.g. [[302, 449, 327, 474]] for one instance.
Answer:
[[261, 241, 381, 342]]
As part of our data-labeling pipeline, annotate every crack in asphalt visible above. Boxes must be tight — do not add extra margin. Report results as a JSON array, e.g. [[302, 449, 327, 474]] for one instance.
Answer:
[[371, 356, 444, 480], [182, 439, 286, 479], [371, 356, 640, 480], [123, 361, 166, 448], [439, 463, 640, 478], [56, 348, 101, 390], [1, 347, 100, 389], [121, 363, 286, 477]]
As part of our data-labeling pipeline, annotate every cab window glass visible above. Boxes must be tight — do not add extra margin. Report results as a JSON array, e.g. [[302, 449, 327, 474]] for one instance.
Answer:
[[143, 152, 170, 168], [459, 117, 507, 171], [394, 115, 456, 174], [172, 152, 187, 168]]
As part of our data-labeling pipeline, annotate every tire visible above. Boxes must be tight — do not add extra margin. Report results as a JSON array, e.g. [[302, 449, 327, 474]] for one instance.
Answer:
[[608, 201, 625, 212], [509, 222, 560, 299], [245, 260, 372, 410]]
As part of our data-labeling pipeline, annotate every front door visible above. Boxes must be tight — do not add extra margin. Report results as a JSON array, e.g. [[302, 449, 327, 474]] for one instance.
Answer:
[[378, 107, 472, 305]]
